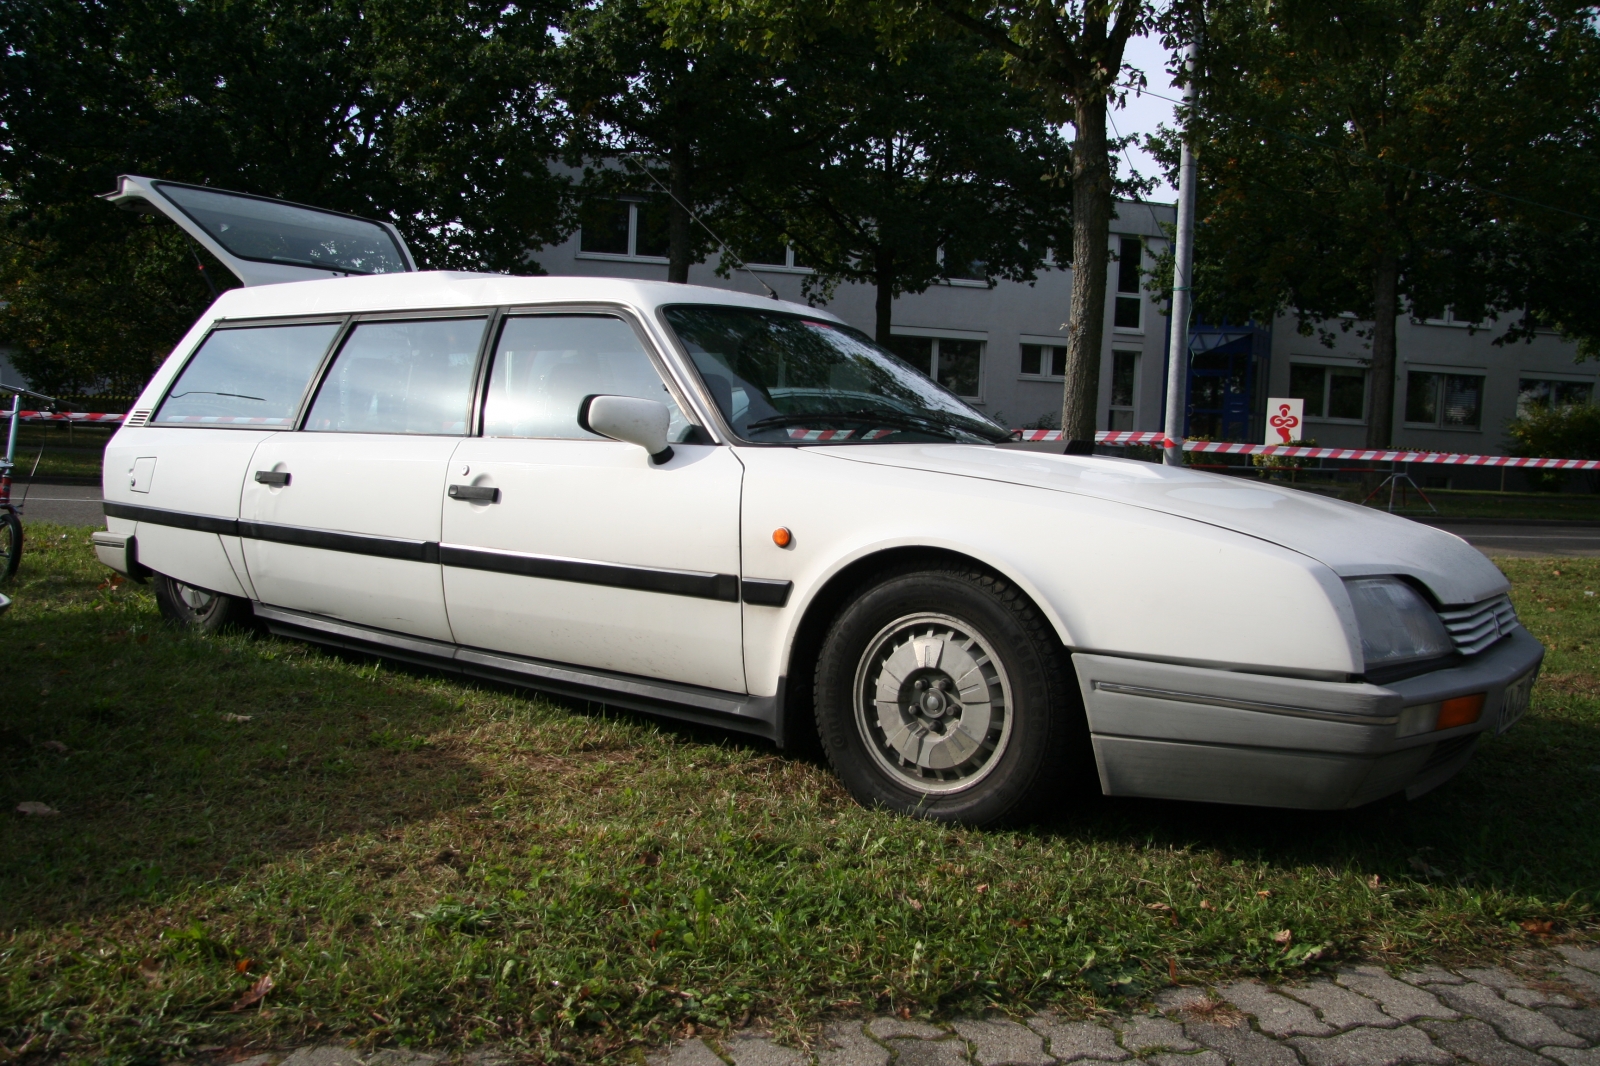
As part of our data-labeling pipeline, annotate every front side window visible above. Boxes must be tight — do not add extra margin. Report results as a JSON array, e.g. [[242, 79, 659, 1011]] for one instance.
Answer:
[[482, 315, 692, 441], [1406, 371, 1483, 429], [304, 318, 486, 435], [665, 305, 1008, 444], [154, 322, 340, 426]]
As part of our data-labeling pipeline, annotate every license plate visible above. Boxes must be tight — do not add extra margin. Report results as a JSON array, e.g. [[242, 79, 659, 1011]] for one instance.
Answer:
[[1498, 670, 1537, 734]]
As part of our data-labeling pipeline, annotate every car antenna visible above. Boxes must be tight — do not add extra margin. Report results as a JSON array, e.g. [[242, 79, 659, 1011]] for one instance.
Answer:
[[620, 154, 780, 300]]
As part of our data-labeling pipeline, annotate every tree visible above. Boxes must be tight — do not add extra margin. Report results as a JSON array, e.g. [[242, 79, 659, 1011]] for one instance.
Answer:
[[1176, 0, 1600, 448], [717, 32, 1074, 344], [0, 0, 576, 396], [557, 0, 784, 283], [655, 0, 1154, 445]]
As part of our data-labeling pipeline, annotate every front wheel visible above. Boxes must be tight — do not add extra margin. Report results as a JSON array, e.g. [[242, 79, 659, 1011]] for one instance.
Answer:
[[153, 573, 254, 632], [813, 565, 1090, 826], [0, 509, 20, 582]]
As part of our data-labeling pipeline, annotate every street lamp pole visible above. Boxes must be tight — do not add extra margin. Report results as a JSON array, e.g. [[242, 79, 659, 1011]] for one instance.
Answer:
[[1163, 35, 1200, 466]]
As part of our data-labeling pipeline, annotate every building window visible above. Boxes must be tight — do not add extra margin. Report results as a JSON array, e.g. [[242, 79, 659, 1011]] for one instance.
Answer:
[[1113, 237, 1142, 330], [1517, 378, 1593, 418], [1405, 371, 1484, 429], [1020, 343, 1066, 379], [1289, 363, 1367, 421], [1109, 349, 1138, 431], [578, 197, 670, 260], [887, 335, 984, 399]]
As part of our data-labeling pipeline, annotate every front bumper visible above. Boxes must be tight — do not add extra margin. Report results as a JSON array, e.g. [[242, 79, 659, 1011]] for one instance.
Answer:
[[1074, 626, 1544, 809]]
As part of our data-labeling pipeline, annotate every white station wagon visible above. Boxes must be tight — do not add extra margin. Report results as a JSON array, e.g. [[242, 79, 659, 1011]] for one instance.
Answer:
[[92, 176, 1543, 825]]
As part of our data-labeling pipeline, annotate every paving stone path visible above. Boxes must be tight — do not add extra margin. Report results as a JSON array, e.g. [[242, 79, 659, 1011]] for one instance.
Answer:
[[201, 945, 1600, 1066]]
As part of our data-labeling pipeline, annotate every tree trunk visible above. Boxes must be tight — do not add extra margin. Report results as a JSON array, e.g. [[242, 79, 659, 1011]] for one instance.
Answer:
[[1060, 92, 1112, 451], [667, 146, 693, 284], [874, 248, 895, 346], [1367, 250, 1399, 449]]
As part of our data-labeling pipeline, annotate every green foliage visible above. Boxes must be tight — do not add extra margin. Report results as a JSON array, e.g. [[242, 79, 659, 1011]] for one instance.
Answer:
[[1506, 402, 1600, 491], [0, 0, 577, 395]]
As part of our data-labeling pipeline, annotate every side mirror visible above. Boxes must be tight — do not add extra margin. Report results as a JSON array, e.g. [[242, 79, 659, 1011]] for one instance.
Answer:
[[579, 395, 675, 464]]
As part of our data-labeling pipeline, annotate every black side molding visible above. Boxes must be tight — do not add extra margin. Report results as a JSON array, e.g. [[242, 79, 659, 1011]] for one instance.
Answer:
[[741, 578, 793, 607]]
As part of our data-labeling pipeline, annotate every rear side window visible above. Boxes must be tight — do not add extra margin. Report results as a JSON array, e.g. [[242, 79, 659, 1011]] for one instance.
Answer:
[[305, 318, 486, 435], [481, 315, 692, 441], [153, 322, 340, 426]]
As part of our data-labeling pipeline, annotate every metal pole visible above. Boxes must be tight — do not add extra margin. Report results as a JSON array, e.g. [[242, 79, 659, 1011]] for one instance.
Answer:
[[1163, 35, 1200, 466], [5, 392, 20, 471]]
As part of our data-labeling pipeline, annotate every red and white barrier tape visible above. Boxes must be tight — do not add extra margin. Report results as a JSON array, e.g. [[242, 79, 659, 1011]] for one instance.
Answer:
[[7, 408, 1599, 470]]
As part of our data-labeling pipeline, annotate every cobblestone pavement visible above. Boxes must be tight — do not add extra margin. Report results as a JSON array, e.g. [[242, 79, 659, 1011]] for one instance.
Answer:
[[194, 945, 1600, 1066]]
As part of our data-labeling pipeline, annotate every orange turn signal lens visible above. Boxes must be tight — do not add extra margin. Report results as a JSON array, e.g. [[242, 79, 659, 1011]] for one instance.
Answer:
[[1435, 693, 1485, 730], [772, 527, 792, 547]]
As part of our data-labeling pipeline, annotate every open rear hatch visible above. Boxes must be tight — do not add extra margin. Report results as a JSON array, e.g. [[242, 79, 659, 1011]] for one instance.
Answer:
[[102, 175, 416, 287]]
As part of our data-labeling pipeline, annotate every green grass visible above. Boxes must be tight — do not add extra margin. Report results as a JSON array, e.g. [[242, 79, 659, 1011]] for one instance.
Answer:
[[2, 526, 1598, 1064], [4, 425, 114, 480]]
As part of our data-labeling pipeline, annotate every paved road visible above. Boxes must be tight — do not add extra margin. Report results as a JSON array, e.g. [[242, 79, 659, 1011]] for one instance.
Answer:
[[18, 484, 1600, 558], [13, 482, 106, 528], [221, 946, 1600, 1066]]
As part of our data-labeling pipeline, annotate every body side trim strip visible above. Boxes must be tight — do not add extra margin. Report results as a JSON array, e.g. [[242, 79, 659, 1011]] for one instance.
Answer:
[[439, 543, 739, 602], [741, 578, 793, 607], [103, 501, 240, 536], [1092, 680, 1402, 726]]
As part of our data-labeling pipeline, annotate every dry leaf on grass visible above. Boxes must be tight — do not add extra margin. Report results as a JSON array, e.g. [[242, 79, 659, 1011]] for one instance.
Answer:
[[1273, 929, 1293, 945], [220, 713, 253, 723], [37, 741, 68, 754], [15, 802, 58, 816], [230, 973, 274, 1012], [1520, 919, 1556, 935]]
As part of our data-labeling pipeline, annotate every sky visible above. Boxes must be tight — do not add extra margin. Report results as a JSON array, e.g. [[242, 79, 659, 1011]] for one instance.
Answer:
[[1111, 32, 1183, 202]]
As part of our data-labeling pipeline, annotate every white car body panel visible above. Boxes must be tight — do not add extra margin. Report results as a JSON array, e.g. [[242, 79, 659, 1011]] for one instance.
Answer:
[[441, 438, 746, 692], [239, 432, 457, 641]]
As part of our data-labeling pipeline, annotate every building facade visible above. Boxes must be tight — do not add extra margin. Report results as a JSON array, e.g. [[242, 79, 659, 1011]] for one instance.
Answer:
[[541, 195, 1596, 471]]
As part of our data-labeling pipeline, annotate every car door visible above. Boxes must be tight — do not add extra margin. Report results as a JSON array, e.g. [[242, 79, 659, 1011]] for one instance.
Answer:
[[440, 311, 746, 693], [240, 315, 488, 642]]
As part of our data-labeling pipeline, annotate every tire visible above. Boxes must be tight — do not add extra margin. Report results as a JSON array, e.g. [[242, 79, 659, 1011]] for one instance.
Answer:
[[152, 573, 254, 632], [0, 509, 20, 582], [813, 564, 1091, 826]]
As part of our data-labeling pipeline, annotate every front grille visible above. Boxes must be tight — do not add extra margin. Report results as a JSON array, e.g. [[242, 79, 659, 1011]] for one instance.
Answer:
[[1437, 594, 1518, 655]]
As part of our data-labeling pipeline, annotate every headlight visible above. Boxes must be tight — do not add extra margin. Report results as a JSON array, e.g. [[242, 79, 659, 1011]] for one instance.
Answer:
[[1345, 577, 1453, 669]]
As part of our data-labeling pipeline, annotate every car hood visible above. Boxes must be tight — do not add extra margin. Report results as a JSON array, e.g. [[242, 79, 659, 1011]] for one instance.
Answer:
[[822, 444, 1507, 605]]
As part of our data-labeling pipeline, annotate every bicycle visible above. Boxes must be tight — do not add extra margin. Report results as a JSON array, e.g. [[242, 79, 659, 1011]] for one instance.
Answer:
[[1, 382, 61, 585]]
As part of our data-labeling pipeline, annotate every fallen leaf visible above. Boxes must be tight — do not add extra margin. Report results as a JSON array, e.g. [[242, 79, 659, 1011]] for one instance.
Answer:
[[975, 883, 988, 894], [15, 802, 58, 816], [1256, 889, 1272, 898], [137, 958, 162, 986], [1520, 919, 1555, 936], [897, 1007, 911, 1020], [1007, 917, 1030, 929], [38, 741, 68, 754], [1200, 900, 1217, 911], [1273, 929, 1293, 945], [234, 958, 253, 974], [906, 897, 923, 911], [221, 713, 253, 723], [230, 972, 274, 1012], [1168, 957, 1179, 982], [1147, 902, 1173, 911], [1369, 874, 1382, 889]]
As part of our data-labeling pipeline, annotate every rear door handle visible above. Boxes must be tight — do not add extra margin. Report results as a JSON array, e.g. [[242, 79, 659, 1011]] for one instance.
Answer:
[[448, 484, 500, 503], [254, 470, 290, 486]]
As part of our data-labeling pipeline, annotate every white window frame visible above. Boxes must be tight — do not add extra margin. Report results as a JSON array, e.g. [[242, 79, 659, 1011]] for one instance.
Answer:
[[745, 246, 811, 274], [1111, 235, 1144, 335], [1288, 357, 1369, 425], [1017, 334, 1068, 381], [576, 199, 666, 262], [1515, 372, 1597, 418], [890, 327, 987, 402], [1108, 348, 1140, 430], [936, 247, 991, 288]]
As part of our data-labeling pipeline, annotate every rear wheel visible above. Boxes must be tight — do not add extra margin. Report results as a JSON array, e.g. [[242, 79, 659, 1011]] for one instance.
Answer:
[[0, 509, 21, 582], [153, 573, 253, 632], [813, 564, 1089, 826]]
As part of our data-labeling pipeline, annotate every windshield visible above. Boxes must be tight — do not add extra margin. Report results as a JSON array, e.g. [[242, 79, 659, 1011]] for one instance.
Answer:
[[663, 305, 1009, 444], [154, 182, 410, 275]]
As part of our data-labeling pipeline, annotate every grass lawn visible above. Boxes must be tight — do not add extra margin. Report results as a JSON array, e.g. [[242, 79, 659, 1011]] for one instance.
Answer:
[[2, 525, 1598, 1065], [4, 425, 115, 481]]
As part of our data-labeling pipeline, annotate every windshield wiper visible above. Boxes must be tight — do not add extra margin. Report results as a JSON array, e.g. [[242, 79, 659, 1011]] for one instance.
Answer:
[[171, 390, 266, 401], [745, 411, 960, 440]]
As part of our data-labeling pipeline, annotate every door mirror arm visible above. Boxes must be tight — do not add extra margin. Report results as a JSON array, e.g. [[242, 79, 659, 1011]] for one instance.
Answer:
[[578, 395, 675, 464]]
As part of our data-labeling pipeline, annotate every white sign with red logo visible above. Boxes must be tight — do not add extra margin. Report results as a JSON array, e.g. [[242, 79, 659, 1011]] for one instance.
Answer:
[[1266, 398, 1304, 444]]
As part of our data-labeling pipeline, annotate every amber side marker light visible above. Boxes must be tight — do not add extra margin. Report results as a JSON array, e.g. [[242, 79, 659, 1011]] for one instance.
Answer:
[[1436, 693, 1486, 730], [772, 527, 792, 547]]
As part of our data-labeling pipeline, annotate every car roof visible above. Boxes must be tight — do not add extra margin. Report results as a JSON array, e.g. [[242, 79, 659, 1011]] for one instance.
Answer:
[[205, 271, 841, 325]]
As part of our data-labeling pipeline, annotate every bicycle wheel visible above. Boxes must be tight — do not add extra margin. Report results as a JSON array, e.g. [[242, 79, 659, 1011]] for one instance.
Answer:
[[0, 508, 21, 582]]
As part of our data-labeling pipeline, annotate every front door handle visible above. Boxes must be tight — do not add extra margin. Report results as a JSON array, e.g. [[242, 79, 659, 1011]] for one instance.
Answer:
[[254, 470, 290, 486], [448, 484, 500, 503]]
